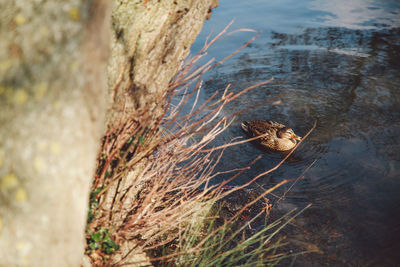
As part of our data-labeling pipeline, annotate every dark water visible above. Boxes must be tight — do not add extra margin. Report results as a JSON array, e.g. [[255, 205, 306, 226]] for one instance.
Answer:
[[190, 0, 400, 266]]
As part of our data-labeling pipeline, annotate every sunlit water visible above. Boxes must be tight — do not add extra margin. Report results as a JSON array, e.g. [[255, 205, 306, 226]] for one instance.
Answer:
[[190, 0, 400, 265]]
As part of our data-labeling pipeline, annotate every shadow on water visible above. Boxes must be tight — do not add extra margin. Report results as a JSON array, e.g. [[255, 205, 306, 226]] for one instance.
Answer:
[[190, 0, 400, 265]]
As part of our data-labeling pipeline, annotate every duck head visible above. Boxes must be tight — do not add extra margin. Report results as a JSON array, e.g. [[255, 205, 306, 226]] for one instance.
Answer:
[[277, 127, 301, 142]]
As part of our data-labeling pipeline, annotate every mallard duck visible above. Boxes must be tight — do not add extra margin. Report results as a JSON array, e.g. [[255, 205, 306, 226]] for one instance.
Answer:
[[241, 120, 301, 151]]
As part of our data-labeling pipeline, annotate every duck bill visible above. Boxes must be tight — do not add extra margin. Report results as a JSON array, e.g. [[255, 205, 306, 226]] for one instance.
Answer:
[[291, 134, 301, 141]]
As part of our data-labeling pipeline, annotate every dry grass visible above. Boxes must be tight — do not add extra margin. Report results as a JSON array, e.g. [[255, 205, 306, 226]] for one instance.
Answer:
[[85, 23, 315, 266]]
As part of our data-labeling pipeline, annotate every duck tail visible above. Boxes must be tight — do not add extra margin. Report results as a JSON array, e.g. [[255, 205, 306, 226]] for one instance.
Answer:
[[241, 121, 249, 133]]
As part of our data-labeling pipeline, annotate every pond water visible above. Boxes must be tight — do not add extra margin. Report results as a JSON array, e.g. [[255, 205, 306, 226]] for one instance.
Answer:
[[190, 0, 400, 265]]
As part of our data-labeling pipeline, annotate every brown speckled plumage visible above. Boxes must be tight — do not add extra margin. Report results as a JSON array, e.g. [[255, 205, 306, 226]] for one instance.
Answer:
[[241, 120, 301, 151]]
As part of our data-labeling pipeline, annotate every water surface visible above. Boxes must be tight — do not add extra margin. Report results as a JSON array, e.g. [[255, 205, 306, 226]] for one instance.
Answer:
[[191, 0, 400, 265]]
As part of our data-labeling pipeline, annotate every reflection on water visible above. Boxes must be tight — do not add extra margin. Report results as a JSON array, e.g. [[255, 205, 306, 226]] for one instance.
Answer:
[[310, 0, 400, 29], [191, 0, 400, 265]]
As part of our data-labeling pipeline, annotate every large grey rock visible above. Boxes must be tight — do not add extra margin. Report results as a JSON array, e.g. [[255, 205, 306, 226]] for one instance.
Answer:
[[0, 0, 110, 266], [0, 0, 217, 266]]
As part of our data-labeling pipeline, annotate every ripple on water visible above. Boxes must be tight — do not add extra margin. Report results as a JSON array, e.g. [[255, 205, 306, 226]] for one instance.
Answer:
[[194, 1, 400, 264], [284, 135, 389, 204]]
